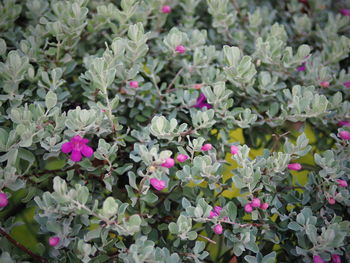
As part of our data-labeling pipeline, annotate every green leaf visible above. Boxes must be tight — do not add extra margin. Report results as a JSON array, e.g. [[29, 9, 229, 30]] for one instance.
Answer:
[[45, 91, 57, 110]]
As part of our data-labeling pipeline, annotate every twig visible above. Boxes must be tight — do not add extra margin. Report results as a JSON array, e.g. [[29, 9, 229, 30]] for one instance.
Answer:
[[0, 227, 48, 263], [198, 234, 217, 244]]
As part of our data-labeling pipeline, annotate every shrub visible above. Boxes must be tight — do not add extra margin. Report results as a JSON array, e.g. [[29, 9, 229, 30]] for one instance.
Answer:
[[0, 0, 350, 262]]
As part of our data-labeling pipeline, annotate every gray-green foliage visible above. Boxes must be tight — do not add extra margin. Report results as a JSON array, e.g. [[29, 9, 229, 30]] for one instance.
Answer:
[[0, 0, 350, 262]]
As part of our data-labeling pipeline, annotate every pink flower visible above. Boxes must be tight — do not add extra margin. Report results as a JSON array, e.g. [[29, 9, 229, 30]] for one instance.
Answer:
[[336, 179, 348, 188], [129, 81, 139, 88], [338, 121, 350, 127], [176, 154, 188, 163], [297, 62, 306, 72], [201, 143, 212, 151], [244, 203, 253, 213], [339, 131, 350, 140], [61, 135, 94, 162], [230, 145, 239, 155], [214, 206, 222, 215], [175, 45, 186, 54], [260, 203, 269, 210], [313, 255, 326, 263], [0, 192, 9, 208], [319, 81, 330, 88], [213, 224, 223, 234], [340, 9, 350, 17], [161, 5, 171, 13], [328, 197, 336, 205], [251, 198, 261, 208], [343, 81, 350, 88], [193, 93, 212, 109], [208, 211, 218, 219], [331, 254, 342, 263], [161, 157, 175, 168], [150, 178, 166, 191], [49, 236, 60, 247], [194, 84, 202, 90], [288, 163, 302, 171]]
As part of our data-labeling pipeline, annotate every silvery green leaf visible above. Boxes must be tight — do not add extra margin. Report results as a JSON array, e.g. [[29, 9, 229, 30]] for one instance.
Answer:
[[45, 90, 57, 110]]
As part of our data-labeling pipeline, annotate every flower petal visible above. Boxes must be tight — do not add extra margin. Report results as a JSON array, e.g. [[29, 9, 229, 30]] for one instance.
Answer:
[[81, 145, 94, 157], [70, 150, 82, 162], [61, 142, 73, 153]]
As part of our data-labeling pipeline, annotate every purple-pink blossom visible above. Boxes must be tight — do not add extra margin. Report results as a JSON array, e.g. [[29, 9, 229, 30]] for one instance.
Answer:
[[150, 178, 166, 191], [331, 254, 342, 263], [343, 81, 350, 88], [129, 81, 139, 88], [213, 224, 223, 234], [313, 255, 326, 263], [201, 143, 212, 151], [208, 210, 218, 219], [194, 84, 202, 90], [0, 192, 8, 208], [161, 5, 171, 13], [193, 93, 212, 109], [328, 197, 336, 205], [251, 198, 261, 208], [339, 131, 350, 140], [61, 135, 94, 162], [319, 81, 330, 88], [297, 62, 306, 72], [161, 157, 175, 168], [213, 206, 222, 215], [49, 236, 60, 247], [340, 9, 350, 17], [230, 145, 239, 155], [288, 163, 302, 171], [244, 203, 253, 213], [338, 121, 350, 127], [176, 154, 188, 163], [175, 45, 186, 54], [336, 179, 348, 188]]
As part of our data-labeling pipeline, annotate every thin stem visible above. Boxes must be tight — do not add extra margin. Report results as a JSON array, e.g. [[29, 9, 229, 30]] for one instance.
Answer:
[[0, 227, 48, 263], [198, 234, 217, 244]]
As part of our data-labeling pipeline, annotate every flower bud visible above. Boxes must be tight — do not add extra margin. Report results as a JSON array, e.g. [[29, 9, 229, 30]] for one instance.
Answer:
[[336, 179, 348, 188], [161, 5, 171, 13], [343, 81, 350, 88], [313, 255, 326, 263], [161, 157, 175, 168], [0, 192, 9, 208], [213, 224, 223, 234], [208, 211, 218, 219], [129, 81, 139, 88], [230, 145, 239, 155], [331, 254, 341, 263], [150, 178, 166, 191], [251, 198, 261, 208], [339, 131, 350, 140], [260, 203, 269, 210], [328, 197, 336, 205], [244, 203, 253, 213], [319, 81, 330, 88], [194, 84, 202, 90], [49, 236, 60, 247], [176, 154, 188, 163], [213, 206, 222, 215], [201, 143, 212, 151], [288, 163, 302, 171], [175, 45, 186, 54]]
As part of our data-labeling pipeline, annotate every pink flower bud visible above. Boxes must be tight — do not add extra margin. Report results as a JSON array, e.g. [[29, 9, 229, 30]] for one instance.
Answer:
[[194, 84, 202, 90], [161, 5, 171, 13], [338, 121, 350, 127], [161, 157, 175, 168], [150, 178, 166, 191], [175, 45, 186, 54], [251, 198, 261, 208], [0, 192, 9, 208], [313, 255, 326, 263], [343, 81, 350, 88], [288, 163, 302, 171], [336, 179, 348, 188], [340, 9, 350, 17], [208, 211, 218, 219], [129, 81, 139, 88], [260, 202, 269, 210], [331, 254, 341, 263], [230, 145, 239, 155], [328, 197, 336, 205], [339, 131, 350, 140], [49, 236, 60, 247], [214, 206, 222, 215], [319, 81, 330, 88], [176, 154, 188, 163], [244, 203, 253, 213], [201, 143, 212, 151], [213, 224, 223, 234]]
